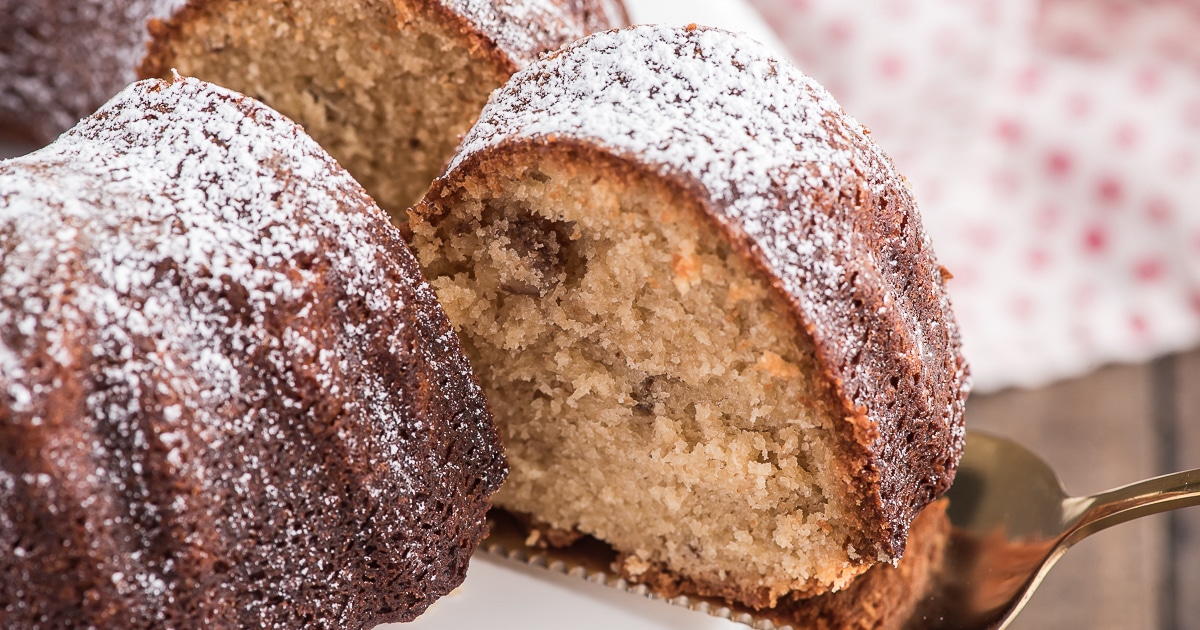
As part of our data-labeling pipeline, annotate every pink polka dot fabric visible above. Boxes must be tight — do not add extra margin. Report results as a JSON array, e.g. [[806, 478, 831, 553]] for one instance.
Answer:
[[749, 0, 1200, 391]]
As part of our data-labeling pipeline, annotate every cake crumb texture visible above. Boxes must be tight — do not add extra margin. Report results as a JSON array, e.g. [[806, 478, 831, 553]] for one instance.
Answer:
[[415, 154, 863, 604]]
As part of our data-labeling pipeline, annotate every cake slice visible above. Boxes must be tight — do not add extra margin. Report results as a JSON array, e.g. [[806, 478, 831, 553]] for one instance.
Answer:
[[408, 24, 970, 610]]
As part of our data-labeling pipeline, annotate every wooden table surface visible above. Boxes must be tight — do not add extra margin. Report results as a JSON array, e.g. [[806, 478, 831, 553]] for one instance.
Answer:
[[966, 348, 1200, 630]]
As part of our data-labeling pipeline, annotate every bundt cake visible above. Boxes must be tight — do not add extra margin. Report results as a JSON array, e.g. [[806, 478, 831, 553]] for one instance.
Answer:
[[408, 22, 969, 616], [0, 0, 627, 219], [0, 75, 506, 628]]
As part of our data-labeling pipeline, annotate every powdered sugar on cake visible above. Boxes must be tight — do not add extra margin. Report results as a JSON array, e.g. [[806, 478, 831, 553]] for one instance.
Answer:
[[453, 25, 874, 304], [0, 76, 502, 626], [2, 76, 377, 439], [444, 0, 625, 69]]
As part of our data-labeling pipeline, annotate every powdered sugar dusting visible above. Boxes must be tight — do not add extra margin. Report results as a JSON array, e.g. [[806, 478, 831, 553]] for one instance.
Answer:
[[1, 76, 503, 626], [453, 25, 877, 328], [442, 0, 627, 69]]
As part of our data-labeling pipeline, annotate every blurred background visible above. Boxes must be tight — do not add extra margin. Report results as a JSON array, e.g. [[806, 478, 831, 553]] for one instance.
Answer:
[[5, 0, 1198, 628]]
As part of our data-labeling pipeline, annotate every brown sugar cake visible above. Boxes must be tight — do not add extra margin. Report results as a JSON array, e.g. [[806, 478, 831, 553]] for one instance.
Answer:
[[409, 23, 970, 613], [0, 75, 506, 629], [0, 0, 627, 219]]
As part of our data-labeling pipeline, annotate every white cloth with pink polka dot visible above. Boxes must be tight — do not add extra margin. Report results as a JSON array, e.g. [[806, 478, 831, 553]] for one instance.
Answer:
[[630, 0, 1200, 392]]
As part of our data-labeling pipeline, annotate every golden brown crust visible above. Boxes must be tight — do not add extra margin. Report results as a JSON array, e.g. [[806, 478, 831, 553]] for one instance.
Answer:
[[418, 0, 627, 71]]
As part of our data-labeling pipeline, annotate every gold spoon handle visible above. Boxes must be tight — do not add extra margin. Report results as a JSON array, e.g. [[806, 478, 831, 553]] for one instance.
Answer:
[[1062, 468, 1200, 546], [989, 469, 1200, 630]]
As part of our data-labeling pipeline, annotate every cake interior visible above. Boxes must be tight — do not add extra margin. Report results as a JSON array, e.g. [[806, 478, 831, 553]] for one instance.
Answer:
[[148, 0, 508, 222], [410, 149, 873, 604]]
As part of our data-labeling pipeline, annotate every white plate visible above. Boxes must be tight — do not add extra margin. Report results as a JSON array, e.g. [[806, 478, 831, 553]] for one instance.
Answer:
[[394, 553, 742, 630]]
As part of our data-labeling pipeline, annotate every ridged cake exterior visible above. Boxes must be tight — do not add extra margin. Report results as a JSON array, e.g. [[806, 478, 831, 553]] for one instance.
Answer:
[[0, 76, 506, 628]]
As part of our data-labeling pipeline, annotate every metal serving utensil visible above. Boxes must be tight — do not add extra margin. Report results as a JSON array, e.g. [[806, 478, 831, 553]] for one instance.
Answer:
[[912, 431, 1200, 629], [480, 431, 1200, 629]]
